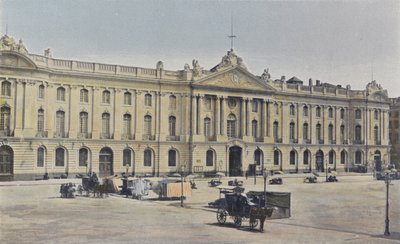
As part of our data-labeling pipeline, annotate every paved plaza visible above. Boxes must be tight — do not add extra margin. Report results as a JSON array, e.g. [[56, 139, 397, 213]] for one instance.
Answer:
[[0, 174, 399, 244]]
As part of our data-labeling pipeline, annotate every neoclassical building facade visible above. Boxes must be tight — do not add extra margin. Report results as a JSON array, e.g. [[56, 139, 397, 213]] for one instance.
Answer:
[[0, 35, 392, 180]]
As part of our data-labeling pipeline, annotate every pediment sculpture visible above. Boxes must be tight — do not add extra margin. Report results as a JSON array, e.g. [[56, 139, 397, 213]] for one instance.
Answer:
[[214, 49, 247, 71], [0, 35, 28, 55]]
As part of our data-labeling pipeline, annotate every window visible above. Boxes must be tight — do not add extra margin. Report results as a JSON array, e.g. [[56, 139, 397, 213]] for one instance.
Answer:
[[252, 100, 258, 112], [204, 118, 211, 137], [355, 151, 362, 164], [37, 109, 44, 132], [374, 126, 379, 144], [169, 116, 176, 136], [340, 150, 346, 165], [55, 148, 65, 167], [316, 106, 321, 117], [340, 125, 345, 143], [329, 150, 335, 165], [102, 113, 110, 136], [168, 150, 177, 167], [204, 96, 211, 110], [55, 111, 65, 136], [206, 150, 214, 166], [169, 95, 176, 109], [355, 109, 361, 119], [1, 81, 11, 96], [37, 147, 45, 167], [228, 98, 237, 108], [123, 114, 131, 135], [303, 106, 308, 116], [316, 123, 321, 140], [289, 122, 295, 140], [79, 112, 88, 134], [290, 150, 296, 165], [328, 107, 333, 118], [340, 108, 345, 119], [355, 125, 362, 141], [274, 103, 279, 115], [144, 149, 152, 166], [57, 87, 65, 101], [145, 94, 152, 106], [123, 149, 131, 167], [252, 120, 258, 138], [374, 110, 379, 120], [273, 121, 279, 140], [289, 104, 295, 116], [254, 149, 263, 165], [303, 123, 308, 140], [274, 150, 281, 165], [303, 150, 310, 165], [80, 89, 89, 103], [124, 92, 132, 105], [102, 90, 110, 104], [227, 114, 236, 138], [38, 85, 45, 99], [328, 124, 334, 141], [79, 148, 88, 167], [144, 115, 152, 136]]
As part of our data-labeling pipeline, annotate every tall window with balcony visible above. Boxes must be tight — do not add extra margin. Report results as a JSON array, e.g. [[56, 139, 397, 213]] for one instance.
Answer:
[[102, 90, 110, 104], [38, 85, 45, 99], [206, 150, 214, 166], [274, 103, 279, 115], [355, 125, 362, 143], [316, 123, 322, 142], [124, 92, 132, 105], [252, 100, 258, 112], [123, 149, 132, 167], [102, 113, 110, 138], [328, 124, 334, 143], [37, 147, 45, 167], [169, 116, 176, 137], [303, 123, 308, 140], [79, 112, 88, 138], [145, 94, 152, 106], [169, 95, 176, 110], [374, 109, 379, 120], [254, 149, 263, 166], [144, 149, 152, 166], [328, 107, 334, 118], [37, 109, 45, 136], [80, 89, 88, 103], [289, 104, 295, 116], [303, 106, 308, 116], [55, 111, 65, 137], [56, 87, 65, 101], [340, 125, 345, 143], [340, 108, 345, 119], [144, 115, 152, 139], [168, 150, 177, 167], [252, 120, 258, 138], [289, 122, 295, 141], [273, 121, 279, 142], [79, 148, 88, 167], [204, 96, 212, 111], [1, 80, 11, 96], [204, 118, 211, 138], [123, 114, 131, 139], [55, 148, 65, 167], [374, 126, 379, 144], [316, 106, 321, 118], [227, 114, 236, 138], [355, 109, 362, 119]]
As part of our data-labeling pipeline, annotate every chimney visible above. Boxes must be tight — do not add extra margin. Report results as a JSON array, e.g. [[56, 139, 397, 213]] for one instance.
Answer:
[[309, 78, 313, 86]]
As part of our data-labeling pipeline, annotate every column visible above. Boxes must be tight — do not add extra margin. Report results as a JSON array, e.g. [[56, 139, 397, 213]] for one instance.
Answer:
[[220, 96, 225, 135], [214, 97, 220, 136], [240, 98, 245, 137], [198, 95, 204, 136], [260, 100, 264, 139], [246, 98, 250, 136], [191, 95, 197, 135], [265, 100, 269, 137]]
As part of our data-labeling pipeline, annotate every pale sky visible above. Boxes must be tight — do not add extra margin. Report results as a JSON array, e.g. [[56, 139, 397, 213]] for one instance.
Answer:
[[1, 0, 399, 97]]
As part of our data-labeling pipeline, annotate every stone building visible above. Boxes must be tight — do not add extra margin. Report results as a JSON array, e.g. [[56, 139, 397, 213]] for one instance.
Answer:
[[0, 35, 392, 180], [389, 97, 400, 169]]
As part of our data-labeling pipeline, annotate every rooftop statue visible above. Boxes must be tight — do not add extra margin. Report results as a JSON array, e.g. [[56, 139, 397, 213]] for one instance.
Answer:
[[192, 59, 203, 77], [156, 61, 164, 70], [213, 49, 247, 71], [261, 68, 271, 81], [0, 35, 28, 55]]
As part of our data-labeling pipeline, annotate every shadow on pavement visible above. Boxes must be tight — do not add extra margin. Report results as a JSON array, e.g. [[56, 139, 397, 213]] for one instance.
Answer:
[[371, 232, 400, 241], [205, 223, 264, 233]]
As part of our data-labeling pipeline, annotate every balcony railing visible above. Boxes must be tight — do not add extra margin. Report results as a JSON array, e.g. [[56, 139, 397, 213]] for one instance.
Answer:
[[318, 139, 324, 144], [77, 132, 92, 139], [53, 132, 68, 138], [206, 135, 216, 141], [353, 139, 364, 145], [329, 140, 336, 144], [254, 137, 264, 142], [142, 134, 155, 141], [274, 138, 282, 143], [342, 139, 348, 144], [36, 131, 48, 138], [303, 139, 311, 144], [100, 133, 113, 139], [0, 130, 11, 137], [121, 134, 135, 140], [166, 135, 180, 141], [375, 140, 381, 145], [289, 139, 298, 144]]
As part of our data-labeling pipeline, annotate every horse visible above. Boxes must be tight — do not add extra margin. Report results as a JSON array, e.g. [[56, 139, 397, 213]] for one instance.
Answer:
[[249, 207, 274, 232], [93, 184, 108, 198]]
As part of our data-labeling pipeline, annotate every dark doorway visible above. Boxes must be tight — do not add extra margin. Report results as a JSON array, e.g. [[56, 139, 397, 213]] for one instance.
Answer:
[[374, 150, 382, 172], [316, 150, 324, 172], [99, 147, 113, 178], [0, 145, 13, 175], [229, 146, 242, 176]]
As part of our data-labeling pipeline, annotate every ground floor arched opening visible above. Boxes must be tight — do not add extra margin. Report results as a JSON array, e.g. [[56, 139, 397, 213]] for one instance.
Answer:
[[229, 146, 242, 176], [99, 147, 113, 177]]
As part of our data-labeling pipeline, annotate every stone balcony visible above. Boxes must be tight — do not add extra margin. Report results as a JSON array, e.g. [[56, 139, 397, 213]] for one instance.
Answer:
[[142, 135, 155, 141], [166, 135, 180, 141], [35, 131, 48, 138], [77, 132, 92, 139], [53, 132, 68, 138], [100, 133, 113, 139], [121, 134, 135, 140]]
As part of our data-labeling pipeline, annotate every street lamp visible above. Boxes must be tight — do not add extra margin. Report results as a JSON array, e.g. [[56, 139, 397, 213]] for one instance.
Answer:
[[180, 164, 186, 208], [263, 168, 268, 207], [325, 160, 328, 182], [254, 163, 257, 185], [384, 171, 391, 236]]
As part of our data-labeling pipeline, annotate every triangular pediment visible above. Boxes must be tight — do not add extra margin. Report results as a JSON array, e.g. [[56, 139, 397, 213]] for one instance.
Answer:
[[0, 51, 37, 69], [194, 66, 275, 91]]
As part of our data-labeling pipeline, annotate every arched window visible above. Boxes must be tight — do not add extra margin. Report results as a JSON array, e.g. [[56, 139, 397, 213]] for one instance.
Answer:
[[204, 117, 211, 137], [329, 150, 335, 165], [55, 111, 65, 137], [340, 125, 345, 143], [169, 116, 176, 136], [328, 124, 334, 141], [145, 94, 152, 106], [252, 120, 258, 138], [316, 106, 321, 117], [80, 89, 88, 103], [37, 147, 45, 167], [79, 148, 89, 167], [273, 121, 279, 141], [254, 149, 263, 165], [37, 109, 44, 132], [290, 150, 296, 165], [374, 109, 379, 120], [144, 149, 152, 166], [227, 114, 236, 138], [144, 115, 152, 136], [168, 150, 177, 167], [124, 92, 132, 105], [303, 150, 310, 165], [79, 112, 88, 134], [123, 114, 131, 136], [303, 123, 308, 140], [355, 125, 362, 142], [328, 107, 333, 118], [102, 113, 110, 138], [340, 150, 347, 165], [55, 148, 65, 167], [374, 126, 379, 144], [1, 80, 11, 96], [38, 84, 45, 99], [206, 149, 214, 166], [274, 150, 281, 165], [123, 148, 132, 167], [57, 87, 65, 101], [316, 123, 322, 141], [169, 95, 176, 109], [102, 90, 110, 104], [303, 106, 308, 116], [340, 108, 345, 119], [289, 104, 295, 116], [355, 109, 362, 119], [289, 122, 295, 140], [355, 151, 362, 164]]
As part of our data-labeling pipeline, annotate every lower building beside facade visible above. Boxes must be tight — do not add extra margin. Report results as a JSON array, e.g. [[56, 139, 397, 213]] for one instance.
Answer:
[[390, 97, 400, 170], [0, 34, 392, 180]]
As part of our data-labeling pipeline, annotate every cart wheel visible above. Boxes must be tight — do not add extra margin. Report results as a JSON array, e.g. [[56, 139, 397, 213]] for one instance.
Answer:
[[216, 209, 227, 224], [250, 219, 259, 229], [233, 216, 242, 227]]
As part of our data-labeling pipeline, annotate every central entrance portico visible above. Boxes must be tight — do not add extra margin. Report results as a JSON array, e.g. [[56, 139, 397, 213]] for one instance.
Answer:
[[229, 146, 242, 176]]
